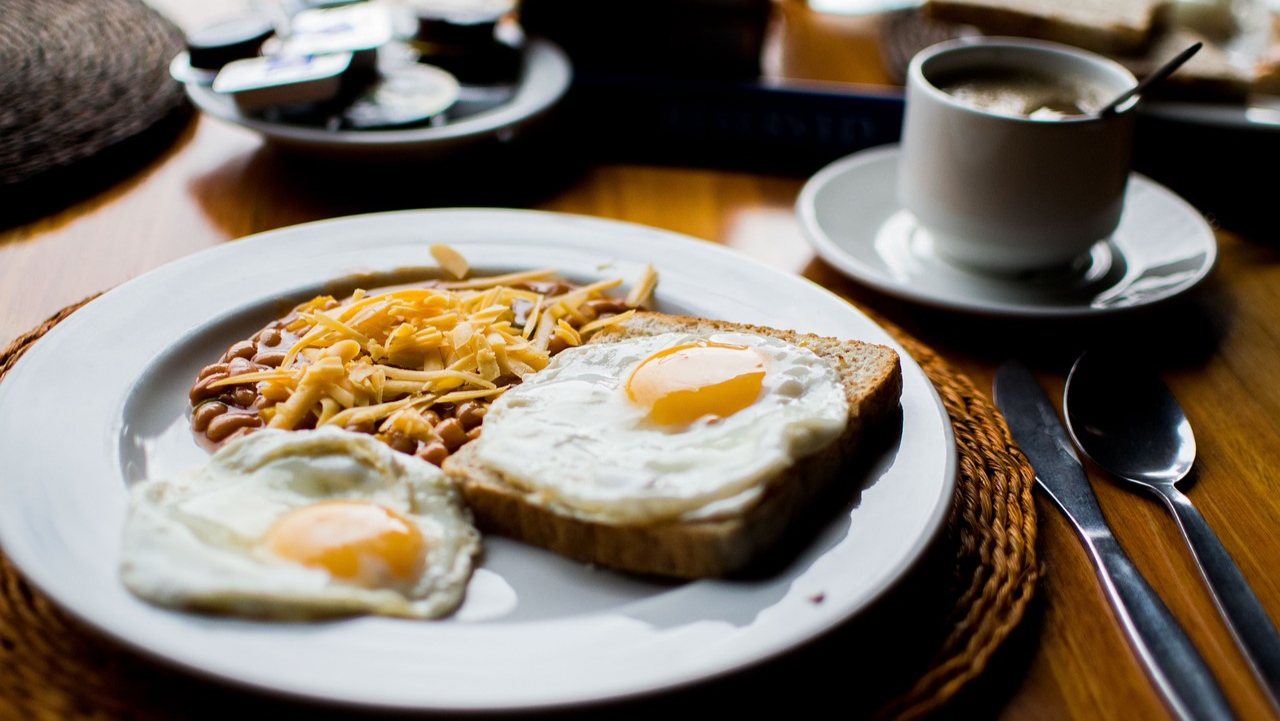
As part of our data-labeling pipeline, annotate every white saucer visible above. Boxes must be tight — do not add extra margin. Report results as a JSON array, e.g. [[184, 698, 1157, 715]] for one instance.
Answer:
[[796, 144, 1218, 319]]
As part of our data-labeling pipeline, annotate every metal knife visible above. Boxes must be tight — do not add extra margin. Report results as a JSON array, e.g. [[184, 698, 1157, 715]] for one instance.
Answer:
[[993, 360, 1237, 721]]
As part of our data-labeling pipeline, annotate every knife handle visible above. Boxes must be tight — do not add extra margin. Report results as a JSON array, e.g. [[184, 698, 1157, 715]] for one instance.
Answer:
[[1090, 534, 1237, 721], [1157, 484, 1280, 713]]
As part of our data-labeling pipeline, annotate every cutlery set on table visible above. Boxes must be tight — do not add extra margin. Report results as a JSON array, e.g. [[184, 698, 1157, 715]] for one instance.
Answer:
[[995, 357, 1280, 720]]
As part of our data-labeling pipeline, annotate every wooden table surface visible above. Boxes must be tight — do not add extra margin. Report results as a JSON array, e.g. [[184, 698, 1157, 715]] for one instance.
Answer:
[[4, 1, 1280, 719]]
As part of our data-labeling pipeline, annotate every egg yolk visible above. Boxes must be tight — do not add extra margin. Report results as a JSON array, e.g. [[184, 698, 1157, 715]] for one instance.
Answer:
[[625, 340, 767, 425], [260, 501, 427, 588]]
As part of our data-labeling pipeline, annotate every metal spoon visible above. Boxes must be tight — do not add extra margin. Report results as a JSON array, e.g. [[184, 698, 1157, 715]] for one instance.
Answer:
[[1064, 350, 1280, 713], [1098, 41, 1202, 117]]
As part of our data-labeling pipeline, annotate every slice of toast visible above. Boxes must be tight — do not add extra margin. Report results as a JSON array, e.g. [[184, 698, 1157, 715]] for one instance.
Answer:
[[442, 312, 903, 578], [920, 0, 1262, 102], [1116, 26, 1253, 101], [923, 0, 1163, 55]]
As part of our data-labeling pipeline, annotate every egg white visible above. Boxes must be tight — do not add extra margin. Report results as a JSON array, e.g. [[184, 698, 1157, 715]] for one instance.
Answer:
[[471, 331, 849, 525], [120, 427, 480, 620]]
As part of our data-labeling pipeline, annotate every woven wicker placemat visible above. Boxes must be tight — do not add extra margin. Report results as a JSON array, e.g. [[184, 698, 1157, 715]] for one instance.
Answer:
[[0, 297, 1039, 720], [0, 0, 189, 212]]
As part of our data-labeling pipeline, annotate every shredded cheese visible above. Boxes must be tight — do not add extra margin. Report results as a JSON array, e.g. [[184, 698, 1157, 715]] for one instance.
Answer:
[[207, 254, 651, 453]]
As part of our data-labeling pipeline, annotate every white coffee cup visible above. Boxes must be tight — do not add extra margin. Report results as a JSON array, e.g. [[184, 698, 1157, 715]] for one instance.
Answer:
[[897, 37, 1139, 274]]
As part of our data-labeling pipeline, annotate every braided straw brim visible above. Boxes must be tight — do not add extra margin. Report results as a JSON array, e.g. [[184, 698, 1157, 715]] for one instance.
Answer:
[[0, 0, 188, 188], [0, 296, 1038, 719]]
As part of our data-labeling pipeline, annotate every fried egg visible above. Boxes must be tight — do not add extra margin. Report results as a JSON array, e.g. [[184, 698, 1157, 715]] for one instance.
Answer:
[[120, 427, 480, 619], [470, 331, 850, 525]]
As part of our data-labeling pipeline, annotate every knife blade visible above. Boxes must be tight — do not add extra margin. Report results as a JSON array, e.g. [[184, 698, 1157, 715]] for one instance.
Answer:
[[993, 360, 1236, 721]]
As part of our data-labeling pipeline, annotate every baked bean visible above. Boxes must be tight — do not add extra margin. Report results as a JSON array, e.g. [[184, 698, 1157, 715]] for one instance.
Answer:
[[387, 432, 417, 455], [435, 418, 468, 451], [466, 427, 482, 442], [252, 350, 286, 367], [231, 387, 258, 407], [197, 362, 229, 381], [189, 371, 230, 404], [255, 327, 282, 347], [226, 340, 257, 360], [192, 401, 228, 432], [420, 409, 440, 427], [416, 442, 449, 467], [227, 357, 255, 376], [457, 401, 486, 430], [205, 412, 264, 443], [547, 336, 569, 355]]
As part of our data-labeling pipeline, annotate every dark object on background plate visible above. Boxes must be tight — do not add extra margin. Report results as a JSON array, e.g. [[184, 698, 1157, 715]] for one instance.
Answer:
[[185, 13, 276, 73], [0, 0, 190, 227], [415, 36, 523, 86], [413, 1, 508, 46], [521, 0, 772, 80], [409, 0, 523, 85]]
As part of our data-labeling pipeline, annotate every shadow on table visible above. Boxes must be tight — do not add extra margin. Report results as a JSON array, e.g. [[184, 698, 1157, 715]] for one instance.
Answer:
[[0, 105, 194, 236], [186, 122, 593, 241], [803, 255, 1233, 380]]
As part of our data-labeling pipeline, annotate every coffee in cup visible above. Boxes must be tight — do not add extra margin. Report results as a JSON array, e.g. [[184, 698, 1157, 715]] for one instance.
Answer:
[[933, 66, 1111, 119], [897, 38, 1139, 274]]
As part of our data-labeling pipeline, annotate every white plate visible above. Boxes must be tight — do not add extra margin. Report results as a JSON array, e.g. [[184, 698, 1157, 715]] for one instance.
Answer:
[[797, 144, 1218, 319], [0, 209, 956, 713], [183, 38, 571, 160]]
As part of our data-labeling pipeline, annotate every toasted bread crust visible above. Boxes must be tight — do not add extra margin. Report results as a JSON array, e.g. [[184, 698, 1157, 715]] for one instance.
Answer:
[[442, 313, 903, 578], [923, 0, 1161, 55]]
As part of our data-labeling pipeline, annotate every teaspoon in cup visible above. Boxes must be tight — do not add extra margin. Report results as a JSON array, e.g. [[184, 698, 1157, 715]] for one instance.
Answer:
[[1064, 350, 1280, 713], [1097, 41, 1202, 117]]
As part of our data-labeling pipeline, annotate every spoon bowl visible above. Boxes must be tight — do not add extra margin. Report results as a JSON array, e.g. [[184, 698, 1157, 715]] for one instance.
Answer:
[[1065, 350, 1280, 711], [1064, 351, 1196, 487]]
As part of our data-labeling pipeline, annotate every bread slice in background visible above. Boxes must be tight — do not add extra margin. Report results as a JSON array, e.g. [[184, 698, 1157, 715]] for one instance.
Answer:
[[923, 0, 1163, 55], [442, 312, 903, 579], [920, 0, 1270, 101], [1254, 44, 1280, 95], [1118, 25, 1253, 100]]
